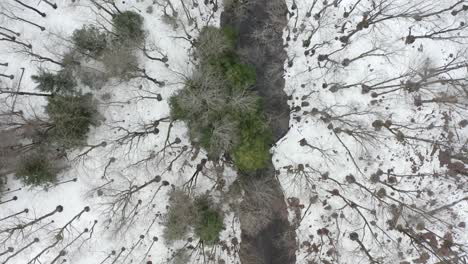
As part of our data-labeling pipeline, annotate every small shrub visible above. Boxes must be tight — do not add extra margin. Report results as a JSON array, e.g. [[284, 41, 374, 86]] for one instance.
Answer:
[[196, 26, 236, 61], [169, 95, 190, 120], [31, 69, 76, 95], [222, 26, 238, 46], [46, 93, 99, 148], [112, 11, 145, 44], [216, 54, 256, 91], [146, 5, 154, 14], [233, 113, 272, 171], [200, 117, 240, 158], [162, 14, 179, 30], [163, 190, 224, 245], [72, 25, 108, 57], [15, 152, 60, 186], [194, 196, 224, 245], [163, 189, 196, 244], [170, 85, 246, 159]]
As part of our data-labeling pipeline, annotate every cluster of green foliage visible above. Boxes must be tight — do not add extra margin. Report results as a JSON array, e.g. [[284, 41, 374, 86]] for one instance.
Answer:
[[214, 53, 256, 90], [34, 11, 145, 148], [163, 189, 224, 245], [46, 93, 99, 148], [15, 153, 59, 186], [31, 69, 100, 150], [105, 11, 144, 77], [69, 11, 144, 79], [31, 69, 76, 94], [18, 10, 146, 187], [233, 113, 272, 171], [72, 25, 108, 57], [72, 25, 107, 57], [163, 189, 196, 243], [170, 26, 272, 171], [193, 195, 224, 245], [71, 11, 144, 55], [195, 26, 236, 60], [112, 11, 145, 44], [30, 69, 99, 150]]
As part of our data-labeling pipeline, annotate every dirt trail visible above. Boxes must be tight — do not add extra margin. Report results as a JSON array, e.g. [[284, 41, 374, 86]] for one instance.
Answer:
[[221, 0, 297, 263]]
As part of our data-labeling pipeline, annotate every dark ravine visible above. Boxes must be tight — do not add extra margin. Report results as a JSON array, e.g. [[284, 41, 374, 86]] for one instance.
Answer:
[[221, 0, 296, 263]]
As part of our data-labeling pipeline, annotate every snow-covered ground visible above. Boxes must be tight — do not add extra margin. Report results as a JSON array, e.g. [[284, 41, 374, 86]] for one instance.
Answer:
[[1, 0, 467, 264], [0, 1, 240, 263], [277, 0, 468, 263]]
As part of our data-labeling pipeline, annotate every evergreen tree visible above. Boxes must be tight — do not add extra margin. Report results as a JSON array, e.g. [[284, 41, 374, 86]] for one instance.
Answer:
[[45, 93, 99, 148], [72, 25, 108, 57], [112, 11, 145, 44], [31, 69, 76, 95]]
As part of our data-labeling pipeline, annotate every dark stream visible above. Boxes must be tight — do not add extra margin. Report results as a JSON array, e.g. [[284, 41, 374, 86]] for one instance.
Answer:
[[221, 0, 297, 263]]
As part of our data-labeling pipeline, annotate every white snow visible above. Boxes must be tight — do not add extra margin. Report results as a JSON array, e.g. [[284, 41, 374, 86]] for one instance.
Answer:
[[1, 0, 467, 264], [278, 0, 468, 263], [0, 1, 240, 263]]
